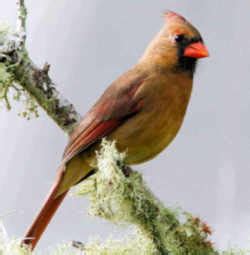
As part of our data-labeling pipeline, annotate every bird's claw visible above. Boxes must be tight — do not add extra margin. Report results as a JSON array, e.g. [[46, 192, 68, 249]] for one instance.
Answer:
[[71, 240, 85, 251]]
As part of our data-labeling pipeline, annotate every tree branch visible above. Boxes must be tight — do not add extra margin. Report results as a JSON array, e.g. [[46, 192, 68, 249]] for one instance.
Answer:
[[13, 52, 81, 133], [16, 0, 27, 48], [0, 0, 81, 133], [0, 1, 243, 255], [73, 139, 218, 255]]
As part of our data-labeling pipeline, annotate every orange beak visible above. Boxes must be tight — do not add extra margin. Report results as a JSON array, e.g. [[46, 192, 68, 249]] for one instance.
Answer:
[[184, 41, 209, 59]]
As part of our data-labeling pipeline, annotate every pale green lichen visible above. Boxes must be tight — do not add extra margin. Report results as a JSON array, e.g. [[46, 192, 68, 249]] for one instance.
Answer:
[[81, 231, 157, 255], [0, 63, 39, 118], [12, 51, 80, 132], [0, 22, 39, 118], [0, 222, 81, 255], [0, 221, 248, 255], [0, 63, 14, 110], [15, 87, 40, 119], [73, 139, 217, 254], [0, 22, 11, 45], [0, 94, 246, 255], [0, 8, 80, 131], [1, 1, 248, 254], [221, 249, 250, 255], [0, 221, 31, 255], [0, 141, 249, 254], [0, 18, 77, 124]]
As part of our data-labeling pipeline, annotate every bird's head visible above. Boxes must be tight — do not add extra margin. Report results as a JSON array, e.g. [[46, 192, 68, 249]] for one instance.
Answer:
[[141, 11, 209, 75]]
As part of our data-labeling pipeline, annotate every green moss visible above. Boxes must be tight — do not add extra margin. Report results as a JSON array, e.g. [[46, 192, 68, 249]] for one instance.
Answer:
[[12, 50, 80, 131], [0, 63, 14, 110], [0, 141, 248, 254], [0, 18, 79, 130], [0, 221, 248, 255], [0, 25, 39, 118], [0, 21, 11, 44], [82, 232, 158, 255], [73, 139, 218, 255], [221, 249, 250, 255]]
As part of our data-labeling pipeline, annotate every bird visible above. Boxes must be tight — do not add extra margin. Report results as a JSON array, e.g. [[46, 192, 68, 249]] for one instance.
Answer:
[[22, 11, 209, 250]]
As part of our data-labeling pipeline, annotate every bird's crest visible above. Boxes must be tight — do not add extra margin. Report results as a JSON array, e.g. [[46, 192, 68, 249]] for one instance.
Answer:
[[163, 10, 186, 22]]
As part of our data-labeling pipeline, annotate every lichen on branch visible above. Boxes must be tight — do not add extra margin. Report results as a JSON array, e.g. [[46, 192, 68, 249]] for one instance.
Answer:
[[73, 139, 217, 255], [0, 0, 80, 133], [0, 1, 249, 254], [12, 52, 81, 132]]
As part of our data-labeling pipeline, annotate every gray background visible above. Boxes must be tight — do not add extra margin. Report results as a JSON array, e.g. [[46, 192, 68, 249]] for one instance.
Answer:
[[0, 0, 249, 250]]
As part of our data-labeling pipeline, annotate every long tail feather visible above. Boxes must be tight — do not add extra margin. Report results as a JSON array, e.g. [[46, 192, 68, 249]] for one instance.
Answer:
[[22, 167, 67, 250]]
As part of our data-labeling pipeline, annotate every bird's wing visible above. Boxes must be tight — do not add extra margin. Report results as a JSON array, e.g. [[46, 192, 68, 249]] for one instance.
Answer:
[[22, 72, 146, 249], [63, 72, 146, 163]]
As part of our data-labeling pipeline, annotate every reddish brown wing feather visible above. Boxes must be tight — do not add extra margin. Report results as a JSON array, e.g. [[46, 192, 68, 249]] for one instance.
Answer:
[[22, 72, 146, 251], [63, 73, 146, 162], [63, 120, 121, 162]]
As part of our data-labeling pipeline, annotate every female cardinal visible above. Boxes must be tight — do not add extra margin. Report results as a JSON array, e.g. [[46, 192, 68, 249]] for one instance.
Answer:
[[23, 11, 209, 249]]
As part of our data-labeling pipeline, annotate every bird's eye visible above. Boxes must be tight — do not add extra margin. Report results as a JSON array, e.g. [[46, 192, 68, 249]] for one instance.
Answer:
[[174, 34, 185, 43]]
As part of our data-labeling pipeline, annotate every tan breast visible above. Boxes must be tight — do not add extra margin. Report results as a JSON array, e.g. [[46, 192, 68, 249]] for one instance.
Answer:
[[109, 72, 193, 164]]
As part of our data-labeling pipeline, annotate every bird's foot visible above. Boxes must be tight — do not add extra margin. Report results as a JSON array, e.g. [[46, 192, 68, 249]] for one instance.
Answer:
[[121, 165, 132, 177], [72, 240, 85, 251], [115, 160, 132, 177]]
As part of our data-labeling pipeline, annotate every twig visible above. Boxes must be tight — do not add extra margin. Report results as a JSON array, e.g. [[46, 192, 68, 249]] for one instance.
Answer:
[[0, 0, 81, 133], [16, 0, 27, 48], [13, 53, 81, 133]]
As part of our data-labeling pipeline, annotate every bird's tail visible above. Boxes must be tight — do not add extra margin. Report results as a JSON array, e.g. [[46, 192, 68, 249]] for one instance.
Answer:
[[22, 166, 67, 250]]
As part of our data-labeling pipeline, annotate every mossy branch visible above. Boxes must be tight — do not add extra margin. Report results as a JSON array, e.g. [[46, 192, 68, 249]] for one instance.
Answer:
[[0, 141, 245, 254], [71, 139, 217, 255], [0, 1, 80, 133], [12, 52, 81, 132], [0, 1, 248, 255]]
